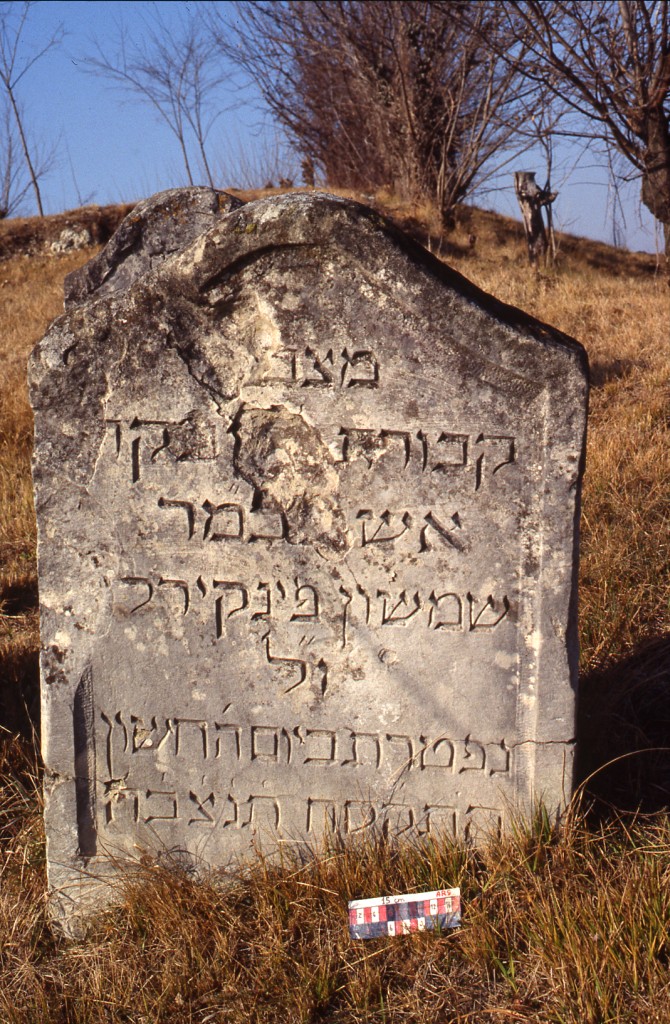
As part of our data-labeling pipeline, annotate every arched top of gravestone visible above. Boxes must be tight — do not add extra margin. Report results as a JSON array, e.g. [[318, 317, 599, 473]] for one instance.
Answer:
[[63, 186, 244, 309], [154, 189, 588, 389]]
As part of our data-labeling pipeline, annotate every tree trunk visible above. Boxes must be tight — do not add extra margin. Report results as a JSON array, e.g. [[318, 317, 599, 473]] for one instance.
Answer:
[[640, 116, 670, 276], [514, 171, 550, 267], [7, 85, 43, 216]]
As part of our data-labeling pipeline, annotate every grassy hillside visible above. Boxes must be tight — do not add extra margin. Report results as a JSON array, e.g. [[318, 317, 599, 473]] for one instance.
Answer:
[[0, 190, 669, 1022]]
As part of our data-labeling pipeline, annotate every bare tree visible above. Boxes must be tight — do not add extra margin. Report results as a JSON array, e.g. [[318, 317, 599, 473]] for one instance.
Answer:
[[87, 3, 230, 189], [506, 1, 670, 263], [0, 99, 27, 217], [0, 2, 62, 216], [215, 1, 535, 228]]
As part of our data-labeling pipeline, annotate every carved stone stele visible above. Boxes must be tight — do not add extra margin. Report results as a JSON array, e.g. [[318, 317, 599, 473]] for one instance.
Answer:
[[30, 191, 588, 931]]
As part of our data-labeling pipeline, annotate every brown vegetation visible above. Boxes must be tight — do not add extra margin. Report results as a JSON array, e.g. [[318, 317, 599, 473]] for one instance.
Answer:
[[219, 2, 532, 227], [0, 202, 133, 261], [1, 191, 669, 1022]]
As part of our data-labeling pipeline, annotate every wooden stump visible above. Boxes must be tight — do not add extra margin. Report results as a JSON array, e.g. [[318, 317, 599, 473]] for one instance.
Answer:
[[514, 171, 557, 267]]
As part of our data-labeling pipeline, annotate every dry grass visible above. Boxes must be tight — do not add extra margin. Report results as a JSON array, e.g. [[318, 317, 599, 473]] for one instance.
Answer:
[[2, 755, 670, 1023], [0, 251, 96, 734], [0, 193, 669, 1022]]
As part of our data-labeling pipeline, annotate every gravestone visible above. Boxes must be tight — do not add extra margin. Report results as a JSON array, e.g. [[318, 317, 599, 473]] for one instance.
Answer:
[[30, 191, 588, 928]]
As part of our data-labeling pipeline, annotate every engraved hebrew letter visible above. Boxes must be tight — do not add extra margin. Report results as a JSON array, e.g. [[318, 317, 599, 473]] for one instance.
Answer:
[[291, 582, 319, 622], [252, 582, 272, 620], [358, 509, 412, 546], [459, 736, 486, 773], [317, 659, 328, 697], [203, 501, 244, 541], [356, 584, 371, 624], [432, 432, 468, 472], [382, 803, 415, 836], [264, 631, 308, 693], [421, 804, 458, 836], [148, 425, 171, 463], [174, 719, 208, 759], [143, 790, 178, 823], [213, 581, 249, 638], [101, 711, 129, 779], [158, 497, 196, 540], [428, 591, 463, 630], [221, 794, 240, 829], [307, 797, 338, 832], [420, 736, 455, 770], [344, 732, 382, 768], [474, 434, 515, 490], [464, 805, 504, 841], [118, 576, 154, 614], [128, 417, 176, 483], [378, 589, 422, 626], [251, 726, 280, 762], [125, 417, 176, 482], [158, 578, 190, 616], [130, 435, 141, 484], [264, 347, 297, 384], [337, 427, 376, 465], [104, 418, 122, 458], [247, 506, 288, 542], [167, 412, 218, 463], [341, 348, 380, 388], [339, 586, 352, 648], [416, 430, 429, 470], [420, 512, 467, 553], [303, 729, 337, 764], [487, 740, 512, 776], [131, 716, 174, 754], [380, 429, 412, 468], [100, 712, 124, 774], [385, 734, 415, 776], [103, 781, 139, 825], [302, 346, 334, 387], [215, 722, 242, 760], [467, 593, 511, 630], [245, 795, 281, 830], [189, 790, 215, 826], [345, 801, 377, 833], [281, 727, 294, 764]]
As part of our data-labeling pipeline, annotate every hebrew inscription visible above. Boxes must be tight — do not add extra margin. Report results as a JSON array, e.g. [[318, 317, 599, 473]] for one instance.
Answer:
[[257, 346, 380, 388], [110, 572, 511, 637], [31, 190, 587, 926]]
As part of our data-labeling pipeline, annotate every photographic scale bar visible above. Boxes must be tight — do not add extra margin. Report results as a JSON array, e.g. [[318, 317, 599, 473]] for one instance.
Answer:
[[348, 888, 461, 939]]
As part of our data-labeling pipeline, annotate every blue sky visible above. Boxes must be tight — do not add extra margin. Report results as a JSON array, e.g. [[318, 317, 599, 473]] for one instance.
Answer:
[[5, 0, 661, 255]]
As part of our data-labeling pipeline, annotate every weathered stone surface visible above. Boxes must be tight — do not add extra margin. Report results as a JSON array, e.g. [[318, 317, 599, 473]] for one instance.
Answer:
[[51, 226, 92, 254], [63, 186, 243, 308], [30, 192, 588, 928]]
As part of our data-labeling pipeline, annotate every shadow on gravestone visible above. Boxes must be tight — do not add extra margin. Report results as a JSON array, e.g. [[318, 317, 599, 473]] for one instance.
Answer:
[[576, 634, 670, 815], [29, 190, 588, 932]]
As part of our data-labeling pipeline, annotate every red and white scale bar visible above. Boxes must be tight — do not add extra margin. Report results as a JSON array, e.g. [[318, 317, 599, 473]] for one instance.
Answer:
[[348, 888, 461, 939]]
